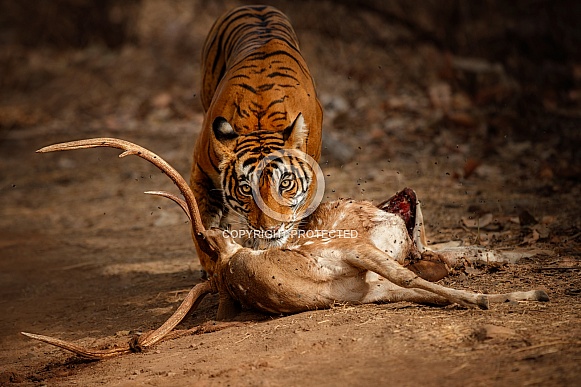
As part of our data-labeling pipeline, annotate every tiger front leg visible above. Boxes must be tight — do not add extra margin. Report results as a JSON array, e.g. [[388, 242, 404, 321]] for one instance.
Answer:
[[190, 169, 226, 277]]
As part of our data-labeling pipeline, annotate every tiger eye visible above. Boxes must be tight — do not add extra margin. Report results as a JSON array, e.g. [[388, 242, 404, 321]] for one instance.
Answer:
[[280, 179, 293, 189], [239, 184, 252, 195]]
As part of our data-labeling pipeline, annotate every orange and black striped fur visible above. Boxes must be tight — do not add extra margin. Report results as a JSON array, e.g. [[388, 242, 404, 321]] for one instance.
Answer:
[[190, 5, 323, 274]]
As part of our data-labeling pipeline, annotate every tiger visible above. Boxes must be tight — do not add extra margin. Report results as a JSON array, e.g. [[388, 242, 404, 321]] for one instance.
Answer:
[[190, 5, 323, 275]]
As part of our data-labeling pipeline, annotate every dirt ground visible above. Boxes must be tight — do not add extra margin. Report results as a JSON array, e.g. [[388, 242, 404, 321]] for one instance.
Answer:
[[1, 1, 580, 386]]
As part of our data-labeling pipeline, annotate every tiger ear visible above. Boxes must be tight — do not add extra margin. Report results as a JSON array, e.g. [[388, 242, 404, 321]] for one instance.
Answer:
[[212, 117, 238, 158], [212, 117, 239, 143], [283, 113, 308, 150]]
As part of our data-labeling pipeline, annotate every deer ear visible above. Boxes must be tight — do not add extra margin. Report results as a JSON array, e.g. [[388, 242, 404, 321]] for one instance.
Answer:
[[283, 113, 308, 150]]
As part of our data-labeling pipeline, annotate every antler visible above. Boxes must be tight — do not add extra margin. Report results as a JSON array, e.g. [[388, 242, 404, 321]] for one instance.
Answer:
[[21, 281, 213, 359], [24, 138, 218, 359], [37, 138, 205, 236], [145, 190, 191, 221], [136, 281, 213, 349]]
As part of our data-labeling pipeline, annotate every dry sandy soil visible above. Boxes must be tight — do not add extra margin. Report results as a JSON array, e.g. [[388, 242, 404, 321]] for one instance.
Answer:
[[1, 1, 580, 386]]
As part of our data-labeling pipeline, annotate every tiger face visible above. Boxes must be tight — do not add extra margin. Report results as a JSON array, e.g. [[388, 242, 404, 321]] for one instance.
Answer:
[[212, 113, 321, 249]]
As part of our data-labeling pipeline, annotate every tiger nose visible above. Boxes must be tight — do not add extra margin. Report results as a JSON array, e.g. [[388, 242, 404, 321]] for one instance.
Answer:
[[263, 225, 282, 233], [256, 210, 281, 230], [262, 225, 283, 239]]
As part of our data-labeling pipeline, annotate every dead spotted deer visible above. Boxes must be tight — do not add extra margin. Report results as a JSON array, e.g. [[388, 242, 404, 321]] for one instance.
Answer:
[[22, 138, 549, 360]]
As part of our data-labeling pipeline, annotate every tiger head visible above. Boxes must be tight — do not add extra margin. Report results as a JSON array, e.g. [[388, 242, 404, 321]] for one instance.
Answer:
[[212, 113, 323, 249]]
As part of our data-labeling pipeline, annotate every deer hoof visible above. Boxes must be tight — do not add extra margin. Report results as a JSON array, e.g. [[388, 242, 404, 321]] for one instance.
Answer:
[[534, 290, 550, 302], [476, 295, 490, 310]]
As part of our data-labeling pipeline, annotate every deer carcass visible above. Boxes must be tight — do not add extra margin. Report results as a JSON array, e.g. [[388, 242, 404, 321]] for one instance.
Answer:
[[21, 138, 548, 360]]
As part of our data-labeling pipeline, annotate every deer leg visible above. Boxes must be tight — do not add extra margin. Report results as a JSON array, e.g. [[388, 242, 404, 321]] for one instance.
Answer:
[[362, 281, 451, 306], [351, 246, 550, 308], [427, 245, 531, 269], [216, 291, 242, 321], [347, 245, 489, 309], [486, 290, 549, 303]]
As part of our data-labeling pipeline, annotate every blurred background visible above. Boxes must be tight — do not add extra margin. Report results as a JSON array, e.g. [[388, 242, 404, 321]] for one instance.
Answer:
[[1, 2, 580, 383], [1, 0, 579, 171]]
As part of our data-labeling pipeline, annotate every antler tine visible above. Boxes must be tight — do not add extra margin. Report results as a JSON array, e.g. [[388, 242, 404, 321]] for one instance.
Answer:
[[135, 281, 213, 349], [20, 332, 131, 360], [145, 191, 191, 221], [37, 138, 205, 236], [21, 281, 214, 359]]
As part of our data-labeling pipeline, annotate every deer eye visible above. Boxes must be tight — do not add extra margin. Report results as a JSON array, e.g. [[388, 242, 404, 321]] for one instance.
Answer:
[[238, 183, 252, 196]]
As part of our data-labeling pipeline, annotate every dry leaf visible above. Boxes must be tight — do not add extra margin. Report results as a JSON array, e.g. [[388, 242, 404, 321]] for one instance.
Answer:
[[461, 213, 493, 228], [534, 224, 551, 239], [465, 266, 483, 276], [541, 215, 556, 225], [447, 111, 478, 127], [519, 209, 537, 227], [428, 82, 452, 112], [524, 229, 541, 244], [463, 158, 481, 179], [152, 92, 172, 109]]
